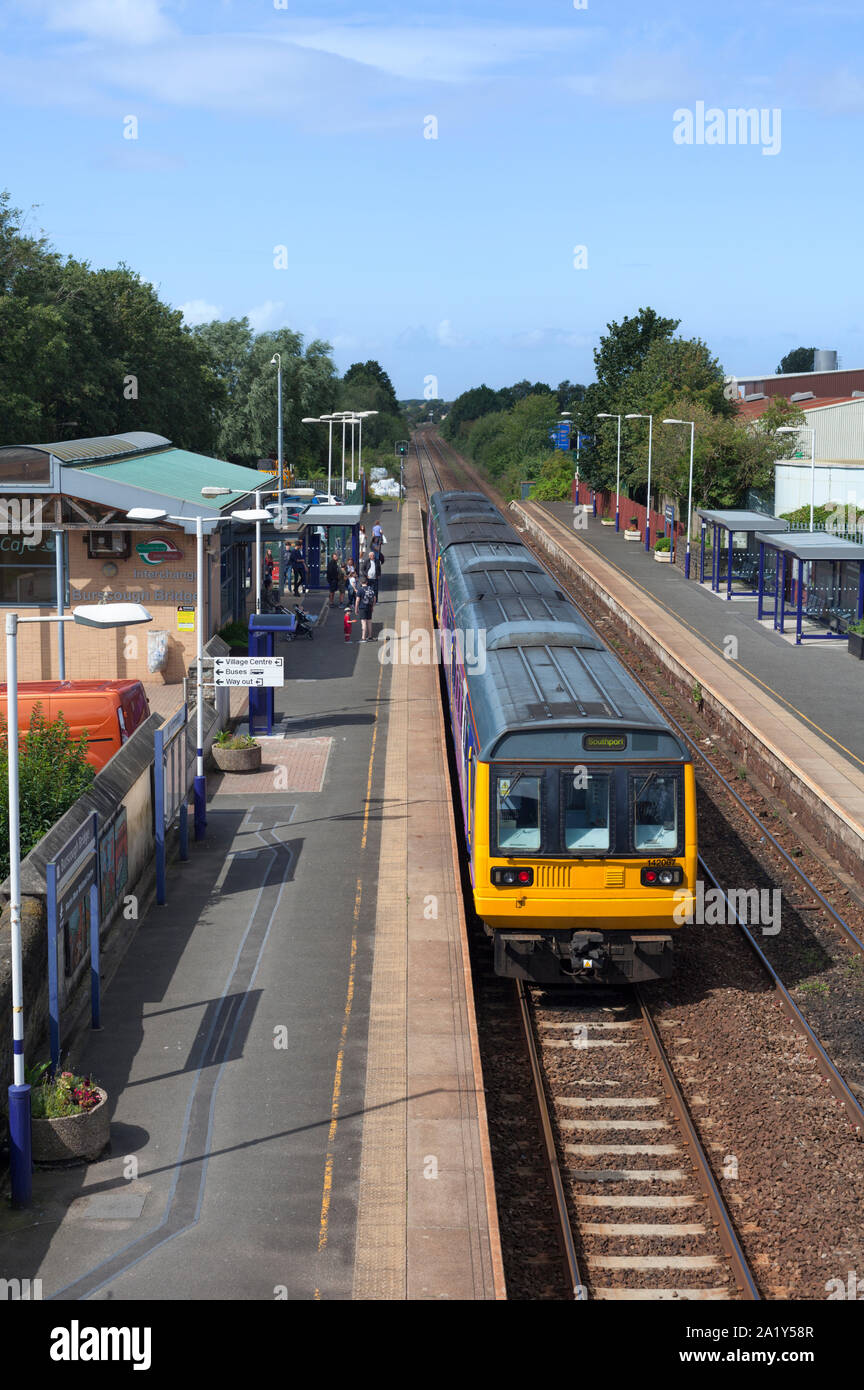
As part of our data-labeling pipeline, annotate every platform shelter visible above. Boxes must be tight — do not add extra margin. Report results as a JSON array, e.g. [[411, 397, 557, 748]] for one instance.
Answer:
[[696, 509, 790, 599], [754, 530, 864, 644]]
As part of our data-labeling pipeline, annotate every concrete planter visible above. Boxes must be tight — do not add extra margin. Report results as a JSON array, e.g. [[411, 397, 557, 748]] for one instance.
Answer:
[[654, 551, 672, 563], [624, 529, 641, 541], [32, 1087, 110, 1166], [600, 518, 615, 526], [848, 632, 864, 661], [212, 742, 262, 773]]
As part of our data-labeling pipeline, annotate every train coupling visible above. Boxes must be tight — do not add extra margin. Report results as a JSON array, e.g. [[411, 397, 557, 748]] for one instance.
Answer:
[[568, 932, 609, 979]]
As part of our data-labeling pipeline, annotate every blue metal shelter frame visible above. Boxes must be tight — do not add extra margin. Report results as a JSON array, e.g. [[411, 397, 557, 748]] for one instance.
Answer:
[[754, 531, 864, 645], [696, 509, 789, 599], [154, 703, 192, 904]]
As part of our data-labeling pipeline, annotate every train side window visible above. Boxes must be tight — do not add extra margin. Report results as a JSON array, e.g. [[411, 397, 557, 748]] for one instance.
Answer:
[[631, 771, 679, 851], [496, 774, 542, 851], [563, 773, 611, 852]]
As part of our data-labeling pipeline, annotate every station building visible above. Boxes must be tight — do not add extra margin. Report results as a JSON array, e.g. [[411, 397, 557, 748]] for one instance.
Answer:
[[0, 433, 267, 685], [736, 395, 864, 518]]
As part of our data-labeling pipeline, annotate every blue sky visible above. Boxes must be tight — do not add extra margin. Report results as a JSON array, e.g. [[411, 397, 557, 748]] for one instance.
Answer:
[[1, 0, 862, 398]]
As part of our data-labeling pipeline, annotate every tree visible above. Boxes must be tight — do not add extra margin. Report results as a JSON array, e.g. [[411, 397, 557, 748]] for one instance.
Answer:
[[0, 705, 94, 882], [0, 191, 226, 451], [593, 307, 680, 396], [194, 321, 338, 467], [441, 384, 503, 440], [777, 347, 816, 375], [650, 395, 802, 511], [337, 360, 407, 453]]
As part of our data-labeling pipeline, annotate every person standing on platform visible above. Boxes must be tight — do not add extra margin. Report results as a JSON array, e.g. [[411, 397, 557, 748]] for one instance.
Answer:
[[361, 547, 379, 599], [357, 576, 376, 642], [326, 552, 340, 607], [288, 544, 307, 596], [358, 525, 367, 558]]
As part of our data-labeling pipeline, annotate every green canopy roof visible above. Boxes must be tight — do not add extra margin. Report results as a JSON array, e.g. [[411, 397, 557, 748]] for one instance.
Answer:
[[70, 448, 261, 511]]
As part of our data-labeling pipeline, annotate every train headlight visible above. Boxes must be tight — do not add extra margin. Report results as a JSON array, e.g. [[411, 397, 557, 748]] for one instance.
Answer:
[[491, 867, 534, 887]]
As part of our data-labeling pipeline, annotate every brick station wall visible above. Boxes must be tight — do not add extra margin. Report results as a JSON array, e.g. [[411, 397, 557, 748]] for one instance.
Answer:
[[0, 527, 218, 685]]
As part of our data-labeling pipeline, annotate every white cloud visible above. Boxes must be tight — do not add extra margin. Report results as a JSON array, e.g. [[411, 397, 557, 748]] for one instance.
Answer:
[[246, 300, 284, 333], [26, 0, 175, 45], [280, 23, 596, 84], [179, 299, 222, 326], [437, 319, 468, 349], [506, 328, 594, 351]]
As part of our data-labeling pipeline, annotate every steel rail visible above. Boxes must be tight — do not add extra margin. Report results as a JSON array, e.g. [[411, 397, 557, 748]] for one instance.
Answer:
[[634, 985, 762, 1301], [515, 980, 586, 1301]]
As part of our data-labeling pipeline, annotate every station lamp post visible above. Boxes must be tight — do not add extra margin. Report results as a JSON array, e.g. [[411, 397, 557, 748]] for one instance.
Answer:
[[662, 419, 696, 577], [356, 411, 377, 486], [776, 425, 817, 531], [302, 416, 337, 496], [596, 413, 623, 531], [625, 413, 655, 550], [270, 354, 283, 516], [127, 487, 231, 840], [6, 601, 153, 1208], [231, 505, 273, 613]]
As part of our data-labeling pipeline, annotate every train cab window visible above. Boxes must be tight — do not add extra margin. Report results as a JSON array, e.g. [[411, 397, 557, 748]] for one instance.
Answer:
[[563, 774, 611, 852], [496, 775, 542, 851], [631, 772, 679, 851]]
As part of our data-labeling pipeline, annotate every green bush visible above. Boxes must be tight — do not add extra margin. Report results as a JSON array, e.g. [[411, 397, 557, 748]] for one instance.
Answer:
[[848, 618, 864, 636], [0, 704, 94, 882], [217, 620, 248, 648], [654, 536, 672, 551]]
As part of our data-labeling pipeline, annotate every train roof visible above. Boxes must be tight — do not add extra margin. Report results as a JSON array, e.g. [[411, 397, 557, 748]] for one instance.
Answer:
[[429, 487, 688, 760], [446, 552, 564, 615], [429, 489, 522, 549], [464, 640, 682, 760], [454, 595, 595, 648]]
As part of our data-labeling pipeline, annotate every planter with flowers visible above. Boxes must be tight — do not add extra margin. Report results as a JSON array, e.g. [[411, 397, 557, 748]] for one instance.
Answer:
[[847, 619, 864, 661], [28, 1066, 110, 1165], [600, 510, 615, 527], [212, 730, 261, 773], [624, 515, 641, 541], [654, 537, 673, 563]]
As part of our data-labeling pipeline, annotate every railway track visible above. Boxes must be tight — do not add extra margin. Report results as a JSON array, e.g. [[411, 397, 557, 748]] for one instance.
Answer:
[[519, 979, 761, 1301]]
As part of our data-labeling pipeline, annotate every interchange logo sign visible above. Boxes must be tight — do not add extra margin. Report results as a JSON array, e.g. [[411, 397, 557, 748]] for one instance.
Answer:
[[135, 538, 183, 566]]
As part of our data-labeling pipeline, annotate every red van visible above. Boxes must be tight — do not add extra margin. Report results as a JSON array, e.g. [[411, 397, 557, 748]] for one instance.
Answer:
[[0, 680, 151, 771]]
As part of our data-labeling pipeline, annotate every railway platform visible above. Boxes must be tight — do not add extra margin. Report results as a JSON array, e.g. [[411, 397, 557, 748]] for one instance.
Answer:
[[514, 500, 864, 874], [0, 501, 504, 1302]]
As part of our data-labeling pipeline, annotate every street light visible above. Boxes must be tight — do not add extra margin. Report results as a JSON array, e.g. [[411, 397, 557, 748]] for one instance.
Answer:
[[231, 506, 273, 613], [357, 411, 377, 484], [271, 354, 284, 588], [6, 601, 152, 1207], [596, 413, 623, 531], [625, 413, 655, 550], [127, 489, 231, 840], [663, 419, 696, 577], [270, 354, 283, 516], [776, 425, 817, 530]]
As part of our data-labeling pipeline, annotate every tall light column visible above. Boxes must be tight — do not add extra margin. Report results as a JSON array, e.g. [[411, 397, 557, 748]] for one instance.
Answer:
[[596, 414, 623, 531], [625, 413, 655, 549], [271, 354, 283, 514], [54, 529, 66, 678], [663, 418, 696, 577]]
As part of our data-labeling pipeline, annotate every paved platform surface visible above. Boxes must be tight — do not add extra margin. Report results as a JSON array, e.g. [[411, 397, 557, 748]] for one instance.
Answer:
[[0, 501, 503, 1301], [518, 502, 864, 840]]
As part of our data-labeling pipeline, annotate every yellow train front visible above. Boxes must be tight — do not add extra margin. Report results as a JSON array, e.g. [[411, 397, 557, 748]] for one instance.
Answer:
[[428, 489, 696, 985]]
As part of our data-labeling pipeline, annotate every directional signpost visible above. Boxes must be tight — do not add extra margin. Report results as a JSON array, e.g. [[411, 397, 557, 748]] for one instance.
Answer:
[[549, 421, 571, 451], [213, 656, 284, 688]]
